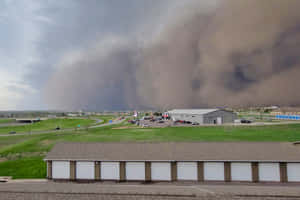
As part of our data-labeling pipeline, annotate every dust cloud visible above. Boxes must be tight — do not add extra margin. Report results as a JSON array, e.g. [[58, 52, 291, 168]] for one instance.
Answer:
[[44, 0, 300, 110]]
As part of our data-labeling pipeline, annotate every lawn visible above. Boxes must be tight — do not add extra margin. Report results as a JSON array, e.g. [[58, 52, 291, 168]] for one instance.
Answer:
[[0, 119, 15, 124], [0, 156, 46, 179], [0, 123, 300, 179], [0, 118, 95, 134]]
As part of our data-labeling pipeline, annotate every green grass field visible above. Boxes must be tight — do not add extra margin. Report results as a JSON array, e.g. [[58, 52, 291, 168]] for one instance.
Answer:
[[0, 122, 300, 179], [0, 119, 15, 124], [0, 118, 95, 134], [0, 156, 46, 179]]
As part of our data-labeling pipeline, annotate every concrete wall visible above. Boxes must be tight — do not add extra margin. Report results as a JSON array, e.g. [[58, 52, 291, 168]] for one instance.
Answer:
[[48, 160, 300, 183]]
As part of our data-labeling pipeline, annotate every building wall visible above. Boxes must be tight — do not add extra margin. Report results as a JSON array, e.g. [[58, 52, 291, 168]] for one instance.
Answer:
[[48, 160, 300, 183], [203, 110, 237, 124], [170, 113, 203, 124], [169, 110, 237, 124]]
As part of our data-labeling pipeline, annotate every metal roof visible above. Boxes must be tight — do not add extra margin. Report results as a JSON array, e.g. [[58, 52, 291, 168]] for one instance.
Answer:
[[45, 142, 300, 162], [168, 109, 219, 115]]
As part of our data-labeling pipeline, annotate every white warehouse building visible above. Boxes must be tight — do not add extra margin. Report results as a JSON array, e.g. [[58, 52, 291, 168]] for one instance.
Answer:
[[168, 109, 237, 124], [45, 142, 300, 183]]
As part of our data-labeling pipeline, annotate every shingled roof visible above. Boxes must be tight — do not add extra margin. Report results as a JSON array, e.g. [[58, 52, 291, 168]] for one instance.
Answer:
[[44, 142, 300, 162]]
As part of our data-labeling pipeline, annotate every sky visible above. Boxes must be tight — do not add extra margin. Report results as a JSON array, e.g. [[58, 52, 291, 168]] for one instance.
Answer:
[[1, 0, 300, 111], [0, 0, 181, 110], [0, 0, 212, 110]]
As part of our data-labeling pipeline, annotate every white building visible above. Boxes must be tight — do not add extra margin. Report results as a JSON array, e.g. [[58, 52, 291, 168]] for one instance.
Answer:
[[45, 142, 300, 183], [168, 109, 237, 124]]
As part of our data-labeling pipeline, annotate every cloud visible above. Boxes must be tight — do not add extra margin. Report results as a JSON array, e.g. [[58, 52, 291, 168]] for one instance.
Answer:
[[0, 70, 37, 110], [3, 0, 297, 110], [44, 36, 140, 110], [137, 0, 300, 108], [44, 0, 300, 110], [0, 0, 45, 110]]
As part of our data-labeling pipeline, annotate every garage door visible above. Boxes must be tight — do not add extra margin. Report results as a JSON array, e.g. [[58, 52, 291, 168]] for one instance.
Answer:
[[126, 162, 145, 180], [204, 162, 224, 181], [151, 162, 171, 181], [76, 161, 95, 179], [177, 162, 197, 180], [101, 162, 120, 180], [231, 162, 252, 181], [287, 163, 300, 182], [259, 163, 280, 182], [52, 161, 70, 179]]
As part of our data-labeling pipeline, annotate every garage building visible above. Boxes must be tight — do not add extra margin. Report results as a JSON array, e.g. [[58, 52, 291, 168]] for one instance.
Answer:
[[167, 109, 237, 124], [45, 142, 300, 183]]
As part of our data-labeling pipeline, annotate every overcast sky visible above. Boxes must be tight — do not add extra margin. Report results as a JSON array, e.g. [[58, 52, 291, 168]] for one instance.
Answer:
[[2, 0, 299, 111], [0, 0, 185, 110]]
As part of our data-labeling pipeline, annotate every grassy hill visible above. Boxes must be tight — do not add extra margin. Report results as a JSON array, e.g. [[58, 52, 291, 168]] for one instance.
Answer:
[[0, 119, 15, 124], [0, 122, 300, 179], [0, 118, 95, 134]]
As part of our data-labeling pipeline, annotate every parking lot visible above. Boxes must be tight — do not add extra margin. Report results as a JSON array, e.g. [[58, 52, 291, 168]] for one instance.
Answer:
[[133, 118, 300, 128], [138, 119, 173, 128], [1, 180, 300, 200]]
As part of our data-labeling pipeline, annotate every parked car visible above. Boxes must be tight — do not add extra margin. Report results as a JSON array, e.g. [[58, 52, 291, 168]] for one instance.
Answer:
[[158, 120, 164, 123], [143, 116, 151, 120], [9, 131, 16, 134], [128, 120, 136, 124], [192, 122, 199, 125], [241, 119, 252, 124]]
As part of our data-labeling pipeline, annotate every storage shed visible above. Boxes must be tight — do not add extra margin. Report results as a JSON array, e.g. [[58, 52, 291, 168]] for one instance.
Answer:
[[45, 142, 300, 183], [167, 109, 237, 124]]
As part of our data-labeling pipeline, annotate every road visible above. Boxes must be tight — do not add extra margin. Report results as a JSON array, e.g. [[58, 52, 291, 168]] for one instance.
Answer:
[[0, 118, 126, 137], [89, 118, 125, 128]]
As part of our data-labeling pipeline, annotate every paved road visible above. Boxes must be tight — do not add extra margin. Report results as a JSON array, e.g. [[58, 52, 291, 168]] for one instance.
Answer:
[[89, 118, 125, 128], [0, 118, 126, 137], [1, 181, 300, 199]]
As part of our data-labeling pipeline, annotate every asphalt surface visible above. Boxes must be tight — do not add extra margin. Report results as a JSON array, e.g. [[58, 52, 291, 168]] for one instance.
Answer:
[[89, 118, 125, 128], [1, 180, 300, 199], [138, 118, 300, 128]]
